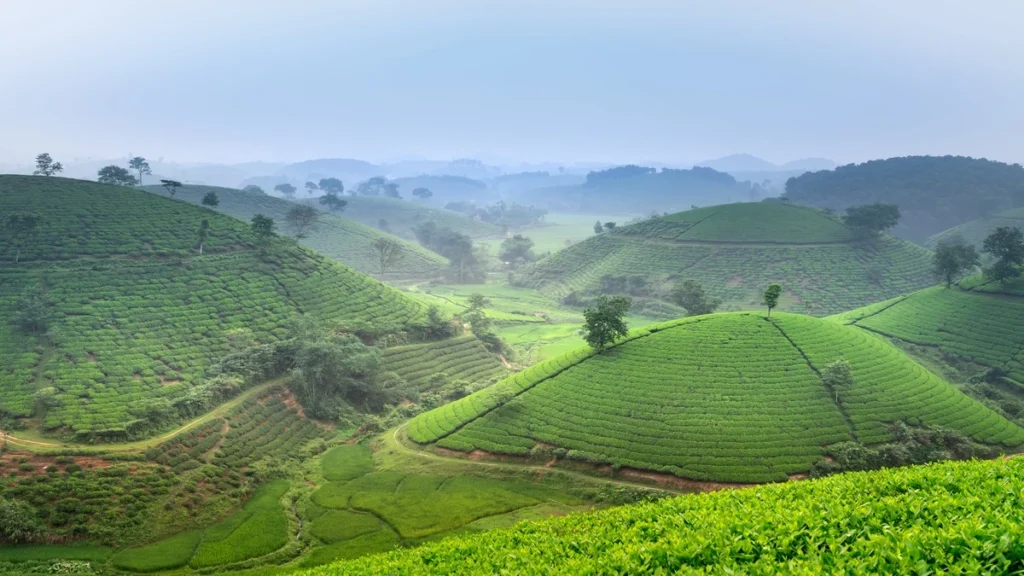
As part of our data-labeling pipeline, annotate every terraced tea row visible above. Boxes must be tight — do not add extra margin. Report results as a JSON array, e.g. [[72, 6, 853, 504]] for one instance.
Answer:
[[410, 313, 1024, 482], [381, 336, 508, 392], [142, 184, 447, 277], [301, 457, 1024, 575], [927, 206, 1024, 249]]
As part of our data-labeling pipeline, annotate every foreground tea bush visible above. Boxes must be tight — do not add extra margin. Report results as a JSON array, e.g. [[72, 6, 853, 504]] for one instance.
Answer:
[[303, 457, 1024, 575]]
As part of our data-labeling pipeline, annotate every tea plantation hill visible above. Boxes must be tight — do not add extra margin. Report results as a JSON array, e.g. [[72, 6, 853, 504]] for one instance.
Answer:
[[832, 275, 1024, 387], [0, 175, 428, 439], [320, 195, 502, 240], [926, 205, 1024, 249], [140, 184, 447, 278], [515, 202, 935, 315], [409, 312, 1024, 483]]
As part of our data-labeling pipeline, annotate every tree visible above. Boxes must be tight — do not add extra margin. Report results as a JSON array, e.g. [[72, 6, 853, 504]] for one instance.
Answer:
[[285, 204, 319, 239], [498, 234, 536, 266], [357, 176, 389, 196], [243, 184, 266, 195], [821, 358, 854, 403], [933, 242, 980, 287], [201, 191, 219, 207], [369, 238, 405, 279], [603, 222, 617, 232], [412, 187, 433, 201], [593, 220, 603, 235], [12, 289, 52, 333], [762, 283, 782, 317], [672, 279, 721, 316], [128, 156, 152, 184], [0, 498, 41, 543], [582, 295, 631, 351], [383, 181, 401, 199], [982, 226, 1024, 283], [32, 153, 62, 176], [462, 293, 493, 337], [318, 178, 344, 195], [4, 212, 40, 263], [196, 219, 210, 255], [160, 179, 182, 197], [843, 203, 901, 234], [305, 181, 319, 196], [274, 183, 297, 199], [97, 165, 138, 186], [319, 192, 348, 213], [250, 214, 276, 253]]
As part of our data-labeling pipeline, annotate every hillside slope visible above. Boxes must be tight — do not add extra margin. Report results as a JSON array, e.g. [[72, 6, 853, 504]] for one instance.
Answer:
[[140, 184, 446, 277], [409, 312, 1023, 483], [927, 206, 1024, 249], [301, 457, 1024, 575], [332, 195, 502, 240], [784, 155, 1024, 243], [0, 176, 426, 438], [517, 203, 934, 315], [833, 281, 1024, 386]]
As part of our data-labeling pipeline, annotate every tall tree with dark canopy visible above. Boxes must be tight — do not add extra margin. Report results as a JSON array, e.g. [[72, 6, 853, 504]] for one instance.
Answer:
[[368, 238, 405, 279], [285, 204, 319, 239], [98, 165, 138, 186], [933, 242, 980, 287], [250, 214, 276, 254], [582, 295, 632, 351], [763, 283, 782, 317], [498, 234, 536, 266], [304, 181, 318, 196], [412, 187, 433, 201], [274, 183, 297, 199], [843, 203, 901, 235], [672, 279, 722, 316], [319, 191, 348, 213], [160, 179, 182, 197], [32, 153, 62, 176], [128, 156, 152, 184], [4, 212, 40, 263], [201, 190, 219, 207], [318, 177, 344, 195], [982, 226, 1024, 283]]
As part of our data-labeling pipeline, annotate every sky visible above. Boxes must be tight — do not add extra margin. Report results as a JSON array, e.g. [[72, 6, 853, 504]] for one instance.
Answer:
[[1, 0, 1023, 167]]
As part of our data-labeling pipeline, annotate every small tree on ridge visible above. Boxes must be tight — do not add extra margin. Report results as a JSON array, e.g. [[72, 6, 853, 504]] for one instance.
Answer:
[[762, 283, 782, 318], [582, 295, 631, 351], [33, 153, 63, 176]]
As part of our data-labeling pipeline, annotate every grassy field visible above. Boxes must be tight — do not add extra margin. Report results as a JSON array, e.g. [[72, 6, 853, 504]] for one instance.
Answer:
[[516, 203, 935, 315], [834, 282, 1024, 386], [0, 176, 426, 437], [926, 206, 1024, 249], [410, 312, 1024, 482], [141, 184, 447, 278], [298, 456, 1024, 575]]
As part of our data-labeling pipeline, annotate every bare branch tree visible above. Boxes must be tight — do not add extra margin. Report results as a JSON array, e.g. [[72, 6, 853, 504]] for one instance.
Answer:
[[284, 205, 319, 239], [369, 238, 405, 279]]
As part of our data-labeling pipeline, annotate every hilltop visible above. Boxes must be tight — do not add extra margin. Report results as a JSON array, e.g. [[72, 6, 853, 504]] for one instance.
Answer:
[[784, 155, 1024, 243], [140, 184, 447, 277], [409, 312, 1023, 483], [0, 175, 426, 439], [516, 202, 935, 315], [927, 206, 1024, 249]]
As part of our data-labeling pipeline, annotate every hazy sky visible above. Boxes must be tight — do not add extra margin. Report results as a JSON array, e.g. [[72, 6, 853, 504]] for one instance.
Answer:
[[2, 0, 1023, 166]]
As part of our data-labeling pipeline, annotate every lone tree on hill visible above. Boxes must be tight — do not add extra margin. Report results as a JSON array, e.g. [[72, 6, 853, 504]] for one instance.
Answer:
[[250, 214, 276, 254], [933, 241, 980, 288], [821, 358, 853, 403], [982, 226, 1024, 284], [32, 153, 63, 176], [4, 212, 40, 264], [304, 181, 318, 196], [318, 178, 344, 195], [603, 222, 617, 232], [843, 203, 901, 235], [97, 165, 138, 187], [582, 295, 631, 351], [412, 187, 433, 201], [593, 220, 603, 235], [128, 156, 152, 184], [285, 204, 319, 239], [196, 219, 210, 255], [672, 279, 722, 316], [242, 184, 265, 195], [160, 179, 182, 197], [274, 183, 297, 199], [201, 190, 219, 207], [762, 283, 782, 317], [369, 238, 405, 279], [319, 192, 347, 213]]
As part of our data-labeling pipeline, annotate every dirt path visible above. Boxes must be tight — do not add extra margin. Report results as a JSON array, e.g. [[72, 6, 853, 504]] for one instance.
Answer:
[[0, 379, 284, 453]]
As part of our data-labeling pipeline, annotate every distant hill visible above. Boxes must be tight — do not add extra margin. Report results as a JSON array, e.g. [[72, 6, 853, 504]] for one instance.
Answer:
[[140, 185, 446, 278], [332, 195, 502, 240], [927, 206, 1024, 249], [390, 175, 494, 205], [409, 312, 1023, 483], [784, 156, 1024, 244], [694, 153, 780, 172], [569, 165, 766, 214], [0, 175, 426, 439], [781, 157, 837, 171], [516, 202, 935, 315]]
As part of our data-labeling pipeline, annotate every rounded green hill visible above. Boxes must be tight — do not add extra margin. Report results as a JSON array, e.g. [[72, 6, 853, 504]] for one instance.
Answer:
[[517, 202, 935, 315], [0, 175, 426, 439], [409, 312, 1024, 483], [927, 206, 1024, 249]]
